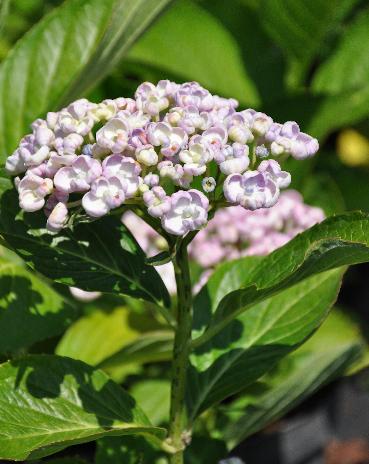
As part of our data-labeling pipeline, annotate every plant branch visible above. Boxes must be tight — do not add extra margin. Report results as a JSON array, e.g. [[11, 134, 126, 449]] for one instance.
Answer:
[[167, 240, 193, 463]]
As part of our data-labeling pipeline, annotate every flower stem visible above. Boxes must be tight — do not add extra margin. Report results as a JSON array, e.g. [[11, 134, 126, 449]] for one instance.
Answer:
[[168, 241, 193, 464]]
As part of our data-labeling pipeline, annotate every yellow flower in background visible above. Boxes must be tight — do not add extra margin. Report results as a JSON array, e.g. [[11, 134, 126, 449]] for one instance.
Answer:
[[337, 129, 369, 167]]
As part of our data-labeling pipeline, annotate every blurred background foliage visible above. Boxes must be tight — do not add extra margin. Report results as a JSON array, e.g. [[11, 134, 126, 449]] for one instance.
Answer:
[[2, 0, 369, 215], [0, 1, 369, 461]]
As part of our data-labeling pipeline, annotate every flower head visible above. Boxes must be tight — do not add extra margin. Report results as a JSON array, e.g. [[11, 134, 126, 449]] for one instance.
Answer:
[[5, 80, 319, 236]]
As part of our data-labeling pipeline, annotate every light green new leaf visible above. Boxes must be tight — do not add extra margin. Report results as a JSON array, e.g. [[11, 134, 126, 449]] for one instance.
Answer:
[[131, 380, 171, 426], [56, 306, 160, 366], [0, 189, 170, 306], [0, 0, 173, 160], [0, 254, 76, 354], [221, 308, 363, 449], [98, 330, 173, 375], [128, 0, 260, 106], [312, 8, 369, 95], [56, 306, 171, 382], [187, 269, 343, 420], [193, 212, 369, 343], [0, 355, 166, 460], [261, 0, 358, 83]]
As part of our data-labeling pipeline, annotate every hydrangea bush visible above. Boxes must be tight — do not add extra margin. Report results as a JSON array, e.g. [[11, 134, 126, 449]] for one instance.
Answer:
[[1, 79, 369, 464]]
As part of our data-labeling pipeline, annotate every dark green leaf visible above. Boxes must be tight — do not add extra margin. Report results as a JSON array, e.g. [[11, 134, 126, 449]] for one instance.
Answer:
[[0, 0, 173, 159], [0, 355, 166, 460], [193, 212, 369, 342], [261, 0, 358, 83], [187, 269, 344, 419], [220, 308, 362, 449], [0, 168, 11, 197], [184, 436, 227, 464], [312, 8, 369, 95], [0, 189, 170, 306], [95, 436, 163, 464], [146, 250, 172, 266], [0, 254, 76, 354], [128, 0, 260, 106]]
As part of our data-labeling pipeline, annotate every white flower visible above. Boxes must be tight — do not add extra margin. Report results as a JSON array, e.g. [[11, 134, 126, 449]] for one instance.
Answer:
[[102, 154, 141, 197], [258, 159, 291, 188], [202, 176, 216, 193], [224, 171, 279, 210], [215, 143, 250, 175], [5, 149, 26, 175], [82, 176, 125, 217], [54, 155, 102, 194], [89, 99, 117, 121], [96, 118, 129, 153], [18, 173, 53, 212], [143, 186, 171, 218], [136, 145, 158, 166], [162, 189, 209, 235], [46, 202, 69, 232], [179, 143, 212, 176], [147, 122, 188, 157]]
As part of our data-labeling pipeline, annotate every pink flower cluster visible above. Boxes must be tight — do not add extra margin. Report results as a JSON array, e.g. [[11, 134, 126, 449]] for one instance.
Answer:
[[122, 191, 325, 294], [189, 190, 325, 267], [5, 81, 319, 235]]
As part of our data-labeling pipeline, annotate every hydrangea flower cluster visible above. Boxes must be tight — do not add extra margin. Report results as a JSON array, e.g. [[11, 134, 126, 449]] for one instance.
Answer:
[[122, 191, 325, 294], [5, 81, 319, 235]]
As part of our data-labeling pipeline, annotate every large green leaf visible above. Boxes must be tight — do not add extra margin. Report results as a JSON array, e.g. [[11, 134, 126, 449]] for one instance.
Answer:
[[260, 0, 358, 84], [187, 269, 344, 420], [220, 308, 363, 449], [131, 380, 171, 426], [0, 355, 166, 460], [127, 0, 260, 106], [98, 330, 173, 376], [0, 0, 173, 159], [56, 306, 162, 365], [56, 305, 170, 382], [0, 189, 170, 306], [312, 7, 369, 95], [193, 212, 369, 343], [0, 254, 76, 354]]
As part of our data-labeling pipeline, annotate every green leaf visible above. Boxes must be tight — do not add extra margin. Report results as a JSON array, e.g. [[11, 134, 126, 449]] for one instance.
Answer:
[[0, 355, 166, 460], [98, 331, 173, 375], [56, 305, 170, 382], [0, 0, 173, 159], [312, 8, 369, 95], [187, 269, 344, 419], [260, 0, 358, 83], [184, 436, 227, 464], [193, 212, 369, 342], [128, 0, 260, 106], [220, 308, 362, 449], [131, 380, 171, 426], [0, 189, 170, 306], [95, 436, 163, 464], [0, 168, 11, 197], [0, 254, 76, 354]]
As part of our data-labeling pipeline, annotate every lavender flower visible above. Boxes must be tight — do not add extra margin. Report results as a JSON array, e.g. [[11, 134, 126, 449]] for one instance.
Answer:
[[5, 80, 319, 237], [162, 190, 209, 236]]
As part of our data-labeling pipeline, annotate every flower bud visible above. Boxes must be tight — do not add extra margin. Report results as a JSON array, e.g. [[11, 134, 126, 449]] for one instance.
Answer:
[[46, 202, 68, 232]]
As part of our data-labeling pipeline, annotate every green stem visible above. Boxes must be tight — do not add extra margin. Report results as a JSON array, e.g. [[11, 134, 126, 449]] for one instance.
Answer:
[[168, 242, 193, 464]]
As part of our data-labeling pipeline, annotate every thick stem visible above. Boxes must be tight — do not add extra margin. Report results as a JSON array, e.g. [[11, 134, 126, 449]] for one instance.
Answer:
[[168, 242, 193, 464]]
